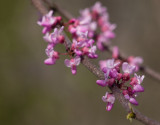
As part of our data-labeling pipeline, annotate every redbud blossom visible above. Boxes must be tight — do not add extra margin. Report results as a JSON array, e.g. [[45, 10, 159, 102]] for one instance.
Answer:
[[128, 56, 143, 71], [44, 47, 59, 65], [43, 26, 64, 45], [122, 62, 136, 74], [64, 56, 81, 75], [102, 92, 115, 111], [37, 10, 60, 34]]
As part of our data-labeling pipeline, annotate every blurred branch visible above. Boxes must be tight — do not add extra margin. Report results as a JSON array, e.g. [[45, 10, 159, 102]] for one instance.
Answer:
[[31, 0, 160, 125], [31, 0, 48, 15]]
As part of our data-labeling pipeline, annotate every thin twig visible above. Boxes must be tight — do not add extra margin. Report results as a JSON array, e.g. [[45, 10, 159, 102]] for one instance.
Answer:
[[31, 0, 48, 15], [31, 0, 160, 125]]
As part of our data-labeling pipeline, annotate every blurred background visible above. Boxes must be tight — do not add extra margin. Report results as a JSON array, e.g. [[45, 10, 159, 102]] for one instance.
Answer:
[[0, 0, 160, 125]]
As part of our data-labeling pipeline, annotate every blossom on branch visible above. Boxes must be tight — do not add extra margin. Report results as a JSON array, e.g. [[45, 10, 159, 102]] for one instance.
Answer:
[[102, 92, 115, 111], [37, 2, 145, 112], [64, 56, 81, 75]]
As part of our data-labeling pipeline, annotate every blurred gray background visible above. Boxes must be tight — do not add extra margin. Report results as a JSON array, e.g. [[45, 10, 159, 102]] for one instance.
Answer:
[[0, 0, 160, 125]]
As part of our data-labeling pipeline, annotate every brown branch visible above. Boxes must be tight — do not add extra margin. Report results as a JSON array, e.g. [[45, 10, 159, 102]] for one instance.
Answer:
[[31, 0, 160, 125], [31, 0, 48, 15], [45, 0, 74, 19]]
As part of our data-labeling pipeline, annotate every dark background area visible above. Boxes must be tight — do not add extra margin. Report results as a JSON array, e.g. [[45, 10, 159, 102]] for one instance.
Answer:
[[0, 0, 160, 125]]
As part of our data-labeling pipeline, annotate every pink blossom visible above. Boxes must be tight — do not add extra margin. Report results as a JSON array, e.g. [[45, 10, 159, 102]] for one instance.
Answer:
[[128, 56, 143, 71], [97, 59, 119, 87], [37, 10, 55, 27], [132, 73, 145, 92], [96, 78, 114, 87], [129, 98, 138, 105], [98, 59, 120, 83], [122, 62, 136, 74], [109, 69, 118, 78], [122, 87, 139, 105], [43, 26, 64, 45], [44, 47, 59, 65], [96, 80, 107, 87], [102, 92, 115, 111], [88, 46, 98, 58], [106, 59, 120, 69], [134, 73, 145, 84], [79, 8, 92, 24], [64, 56, 81, 75], [37, 10, 58, 34], [91, 2, 106, 15], [133, 84, 144, 92], [75, 31, 90, 47]]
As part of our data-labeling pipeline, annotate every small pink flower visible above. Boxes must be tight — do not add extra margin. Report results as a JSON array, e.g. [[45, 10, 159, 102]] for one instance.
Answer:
[[133, 84, 144, 92], [96, 77, 115, 87], [98, 59, 120, 83], [43, 26, 64, 45], [129, 97, 138, 105], [134, 73, 145, 84], [102, 92, 115, 111], [91, 2, 106, 14], [88, 46, 98, 58], [96, 80, 107, 87], [109, 69, 118, 78], [122, 90, 130, 100], [122, 87, 139, 105], [37, 10, 58, 34], [128, 56, 143, 71], [44, 47, 59, 65], [106, 59, 120, 69], [122, 62, 136, 74], [79, 8, 92, 24], [64, 56, 81, 75], [132, 73, 145, 92], [37, 10, 55, 27]]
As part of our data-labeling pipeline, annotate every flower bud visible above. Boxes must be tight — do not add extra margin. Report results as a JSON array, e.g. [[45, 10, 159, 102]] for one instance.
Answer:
[[58, 35, 65, 44]]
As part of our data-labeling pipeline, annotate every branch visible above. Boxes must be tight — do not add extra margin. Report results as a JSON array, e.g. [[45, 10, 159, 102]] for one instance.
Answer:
[[31, 0, 160, 125]]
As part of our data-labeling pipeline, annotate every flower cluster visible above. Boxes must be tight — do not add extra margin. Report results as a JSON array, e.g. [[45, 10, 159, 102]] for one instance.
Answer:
[[111, 46, 143, 72], [38, 9, 98, 75], [97, 59, 144, 110], [37, 10, 62, 34], [37, 2, 145, 112], [68, 2, 116, 51]]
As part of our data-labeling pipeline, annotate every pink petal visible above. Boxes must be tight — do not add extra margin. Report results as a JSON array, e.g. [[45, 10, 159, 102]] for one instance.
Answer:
[[64, 59, 71, 67], [129, 98, 138, 105], [124, 94, 130, 100], [96, 80, 106, 87], [133, 84, 144, 92], [106, 103, 113, 111], [44, 58, 55, 65], [74, 56, 81, 66], [102, 92, 108, 102], [71, 66, 77, 75], [122, 62, 128, 73]]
